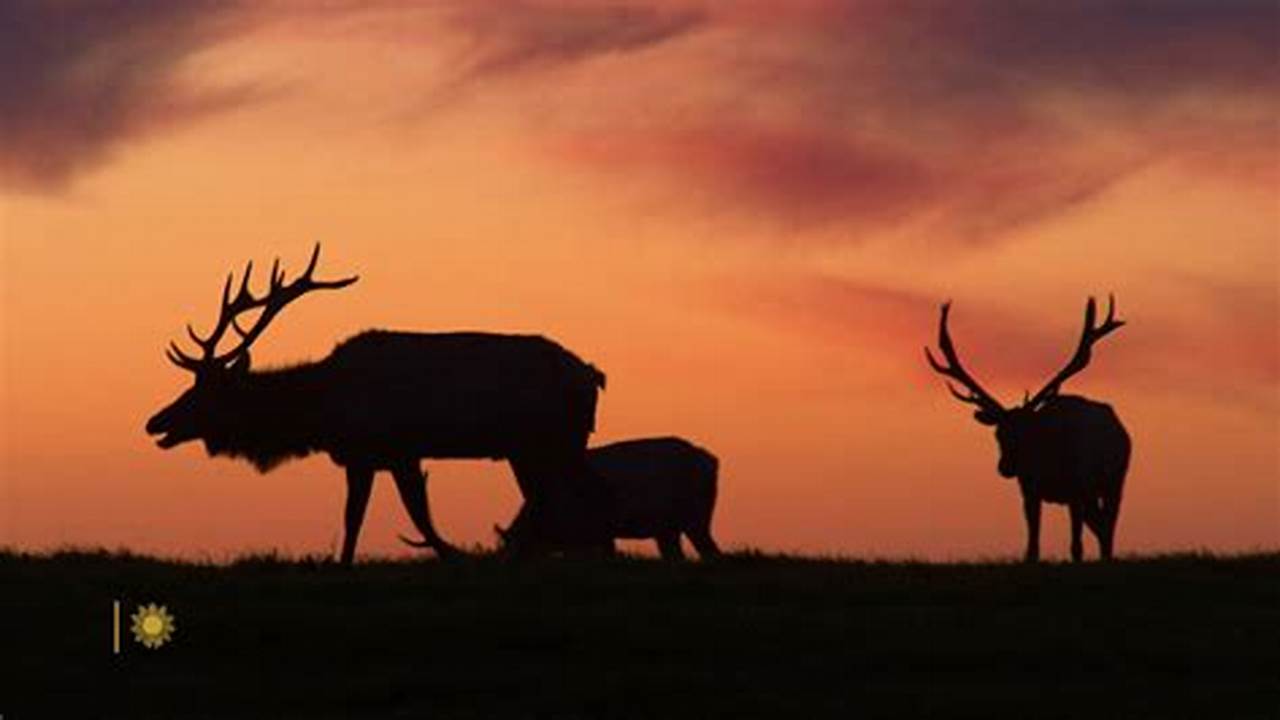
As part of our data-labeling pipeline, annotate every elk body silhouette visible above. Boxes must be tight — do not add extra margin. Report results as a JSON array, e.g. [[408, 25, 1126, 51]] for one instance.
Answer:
[[926, 297, 1131, 562], [497, 436, 722, 560], [145, 245, 607, 563], [583, 437, 721, 560]]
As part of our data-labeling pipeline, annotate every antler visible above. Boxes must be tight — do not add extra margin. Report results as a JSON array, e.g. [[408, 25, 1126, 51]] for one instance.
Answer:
[[166, 243, 358, 373], [924, 302, 1005, 415], [1026, 294, 1123, 408]]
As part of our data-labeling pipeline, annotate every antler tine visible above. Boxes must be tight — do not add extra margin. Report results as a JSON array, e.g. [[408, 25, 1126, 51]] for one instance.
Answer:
[[302, 242, 320, 279], [189, 272, 233, 346], [185, 323, 205, 348], [923, 346, 947, 374], [166, 341, 203, 371], [1100, 293, 1124, 334], [302, 243, 359, 290], [313, 273, 359, 290], [219, 272, 232, 313], [163, 244, 357, 374], [231, 316, 252, 339], [206, 261, 262, 349], [945, 382, 987, 407], [924, 302, 1005, 414], [208, 243, 358, 366], [1027, 295, 1125, 408], [232, 260, 256, 306], [1082, 294, 1124, 340]]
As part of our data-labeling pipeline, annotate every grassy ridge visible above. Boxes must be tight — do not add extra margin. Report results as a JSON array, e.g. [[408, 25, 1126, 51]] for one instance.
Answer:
[[3, 551, 1277, 719]]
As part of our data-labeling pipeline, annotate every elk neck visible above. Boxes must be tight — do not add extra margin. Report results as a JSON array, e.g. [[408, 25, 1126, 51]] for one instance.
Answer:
[[217, 360, 332, 472]]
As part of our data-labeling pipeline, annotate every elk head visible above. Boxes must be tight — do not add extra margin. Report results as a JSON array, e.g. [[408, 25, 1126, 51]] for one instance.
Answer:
[[924, 296, 1124, 478], [145, 244, 357, 453]]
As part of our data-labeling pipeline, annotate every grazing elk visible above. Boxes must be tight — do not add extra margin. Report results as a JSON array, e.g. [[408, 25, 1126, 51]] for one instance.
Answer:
[[145, 244, 608, 563], [925, 296, 1131, 562], [497, 437, 721, 560]]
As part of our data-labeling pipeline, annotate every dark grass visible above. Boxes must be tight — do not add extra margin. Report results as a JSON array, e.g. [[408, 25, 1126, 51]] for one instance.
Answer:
[[2, 550, 1277, 719]]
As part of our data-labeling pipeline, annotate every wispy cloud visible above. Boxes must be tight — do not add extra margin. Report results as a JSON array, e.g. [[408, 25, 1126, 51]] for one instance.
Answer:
[[0, 0, 255, 192], [540, 0, 1278, 239], [5, 0, 1272, 222], [0, 0, 708, 192], [444, 0, 707, 81], [553, 126, 936, 228], [724, 270, 1279, 412]]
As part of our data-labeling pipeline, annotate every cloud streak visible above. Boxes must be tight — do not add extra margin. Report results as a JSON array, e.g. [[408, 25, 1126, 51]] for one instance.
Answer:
[[0, 0, 709, 191], [0, 0, 253, 192], [4, 0, 1272, 223], [444, 0, 707, 81], [555, 126, 936, 227], [539, 0, 1279, 239], [725, 271, 1279, 414]]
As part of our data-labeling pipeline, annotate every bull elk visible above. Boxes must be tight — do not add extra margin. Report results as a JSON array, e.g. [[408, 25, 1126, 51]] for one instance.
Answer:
[[925, 296, 1131, 562], [145, 244, 608, 563]]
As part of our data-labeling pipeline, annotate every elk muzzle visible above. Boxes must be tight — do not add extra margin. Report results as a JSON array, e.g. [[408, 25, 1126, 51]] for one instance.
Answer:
[[997, 456, 1018, 479], [146, 402, 196, 449]]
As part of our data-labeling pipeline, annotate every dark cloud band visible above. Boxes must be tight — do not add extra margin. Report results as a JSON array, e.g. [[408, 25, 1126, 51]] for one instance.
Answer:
[[0, 0, 253, 192]]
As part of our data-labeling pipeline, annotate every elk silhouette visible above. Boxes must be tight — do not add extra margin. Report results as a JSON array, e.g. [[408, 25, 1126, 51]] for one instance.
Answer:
[[925, 296, 1131, 562], [145, 244, 608, 563], [496, 436, 722, 560]]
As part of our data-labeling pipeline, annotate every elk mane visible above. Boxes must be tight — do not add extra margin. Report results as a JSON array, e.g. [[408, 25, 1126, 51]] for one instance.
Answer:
[[205, 363, 329, 473]]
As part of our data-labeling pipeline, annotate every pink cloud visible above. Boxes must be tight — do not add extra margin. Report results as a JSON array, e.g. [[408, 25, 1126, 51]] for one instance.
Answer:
[[0, 0, 258, 192], [724, 272, 1279, 411]]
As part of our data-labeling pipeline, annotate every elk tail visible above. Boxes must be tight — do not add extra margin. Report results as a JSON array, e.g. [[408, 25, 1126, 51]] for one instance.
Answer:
[[700, 451, 720, 498], [581, 363, 607, 433], [588, 363, 607, 390], [397, 533, 432, 549], [493, 523, 511, 545]]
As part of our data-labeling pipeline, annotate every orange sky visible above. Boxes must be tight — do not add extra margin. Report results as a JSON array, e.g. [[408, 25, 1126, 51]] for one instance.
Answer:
[[2, 1, 1276, 559]]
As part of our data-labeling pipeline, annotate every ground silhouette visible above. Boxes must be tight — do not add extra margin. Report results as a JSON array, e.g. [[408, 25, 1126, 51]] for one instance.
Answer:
[[4, 550, 1276, 719], [926, 296, 1131, 562]]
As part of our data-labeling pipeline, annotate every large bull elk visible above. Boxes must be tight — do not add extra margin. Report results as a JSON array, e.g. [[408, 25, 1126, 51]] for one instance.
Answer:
[[925, 296, 1131, 562], [145, 244, 608, 563]]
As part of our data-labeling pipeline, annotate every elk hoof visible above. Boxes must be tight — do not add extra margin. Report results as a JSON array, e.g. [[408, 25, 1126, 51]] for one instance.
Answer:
[[397, 533, 432, 549], [434, 542, 466, 562]]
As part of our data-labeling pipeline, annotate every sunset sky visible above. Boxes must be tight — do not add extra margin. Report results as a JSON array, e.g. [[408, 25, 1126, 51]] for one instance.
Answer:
[[2, 0, 1276, 560]]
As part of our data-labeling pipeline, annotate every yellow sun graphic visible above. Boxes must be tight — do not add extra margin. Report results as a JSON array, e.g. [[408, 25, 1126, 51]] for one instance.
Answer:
[[131, 603, 176, 649]]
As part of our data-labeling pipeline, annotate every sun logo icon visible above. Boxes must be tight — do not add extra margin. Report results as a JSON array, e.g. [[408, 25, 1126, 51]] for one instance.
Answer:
[[131, 603, 176, 649]]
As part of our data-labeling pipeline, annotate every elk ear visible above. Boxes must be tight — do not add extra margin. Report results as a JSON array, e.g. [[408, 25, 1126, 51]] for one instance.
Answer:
[[973, 408, 1000, 426], [228, 351, 251, 375]]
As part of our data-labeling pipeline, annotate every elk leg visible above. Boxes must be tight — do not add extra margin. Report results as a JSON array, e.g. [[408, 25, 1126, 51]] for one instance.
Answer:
[[499, 501, 534, 554], [574, 457, 616, 551], [504, 456, 549, 557], [391, 461, 461, 559], [341, 466, 375, 565], [1097, 494, 1120, 561], [685, 517, 721, 560], [656, 532, 685, 561], [686, 530, 721, 560], [1022, 495, 1041, 563], [1074, 499, 1105, 560], [1068, 502, 1085, 563]]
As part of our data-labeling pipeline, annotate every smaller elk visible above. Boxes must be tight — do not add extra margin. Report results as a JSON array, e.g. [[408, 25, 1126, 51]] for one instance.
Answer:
[[498, 437, 721, 560], [926, 296, 1131, 562]]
